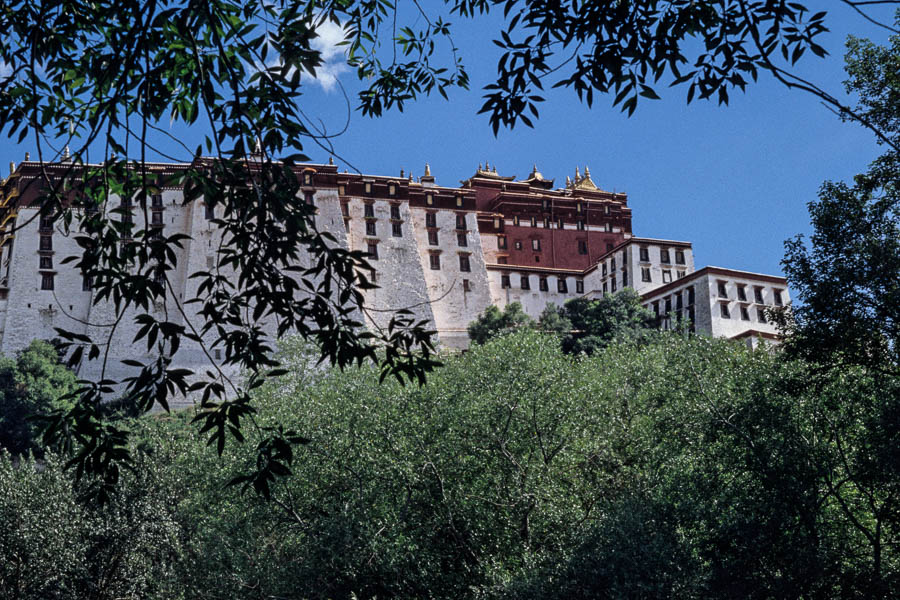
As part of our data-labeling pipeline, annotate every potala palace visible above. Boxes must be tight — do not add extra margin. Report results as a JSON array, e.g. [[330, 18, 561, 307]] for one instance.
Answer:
[[0, 157, 788, 399]]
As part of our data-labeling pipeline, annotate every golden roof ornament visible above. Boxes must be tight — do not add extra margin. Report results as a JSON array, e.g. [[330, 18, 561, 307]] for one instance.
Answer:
[[572, 164, 598, 191], [328, 156, 334, 165], [424, 163, 431, 177]]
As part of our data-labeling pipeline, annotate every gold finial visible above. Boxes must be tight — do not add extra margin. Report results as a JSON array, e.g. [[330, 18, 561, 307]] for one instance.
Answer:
[[574, 166, 580, 181], [478, 162, 483, 171], [584, 166, 591, 178], [424, 163, 431, 176], [328, 156, 334, 165], [9, 162, 14, 175], [492, 165, 497, 174], [400, 168, 404, 178], [62, 146, 71, 161], [24, 152, 30, 161], [408, 173, 413, 182], [566, 175, 572, 187]]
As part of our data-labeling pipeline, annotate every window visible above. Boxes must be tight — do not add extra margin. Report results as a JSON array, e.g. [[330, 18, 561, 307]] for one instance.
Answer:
[[364, 203, 375, 218], [82, 275, 92, 291], [455, 195, 462, 207], [534, 255, 540, 263], [754, 287, 764, 303], [539, 277, 548, 292], [303, 172, 313, 186], [611, 258, 616, 270], [339, 184, 346, 196], [214, 349, 222, 361], [639, 247, 649, 262], [543, 218, 550, 229], [39, 255, 52, 269], [39, 215, 53, 231], [457, 232, 467, 247], [576, 280, 584, 294], [720, 303, 730, 318], [603, 282, 608, 293], [530, 216, 537, 227], [737, 285, 747, 302], [542, 199, 550, 211], [151, 210, 164, 225], [493, 217, 502, 229], [39, 235, 52, 251], [611, 278, 617, 292], [665, 297, 672, 313], [459, 255, 471, 272], [501, 274, 511, 288], [774, 289, 783, 306], [390, 204, 401, 220], [757, 307, 768, 323], [675, 250, 685, 264], [366, 221, 376, 236], [429, 253, 440, 270], [717, 281, 728, 298], [532, 239, 541, 251], [675, 292, 683, 310], [662, 270, 672, 283], [152, 194, 163, 208], [456, 214, 466, 230], [605, 204, 610, 214], [577, 219, 585, 231], [677, 271, 686, 279], [602, 263, 607, 276], [660, 249, 671, 263], [521, 275, 530, 290], [425, 192, 433, 205], [367, 242, 378, 259], [364, 181, 373, 195], [498, 236, 507, 250], [557, 218, 564, 229], [513, 215, 520, 226], [641, 267, 651, 282], [652, 301, 660, 317], [514, 240, 523, 250], [740, 306, 750, 320], [622, 268, 628, 286], [606, 223, 612, 232], [687, 287, 695, 304], [428, 230, 439, 245], [578, 240, 588, 255], [388, 182, 396, 196], [40, 273, 54, 290], [392, 221, 402, 237], [557, 279, 568, 293], [576, 202, 583, 213], [463, 279, 471, 292], [426, 212, 437, 228], [206, 202, 215, 220]]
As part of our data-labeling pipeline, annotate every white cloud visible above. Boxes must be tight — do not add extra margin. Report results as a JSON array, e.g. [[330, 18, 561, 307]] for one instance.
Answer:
[[309, 19, 350, 92]]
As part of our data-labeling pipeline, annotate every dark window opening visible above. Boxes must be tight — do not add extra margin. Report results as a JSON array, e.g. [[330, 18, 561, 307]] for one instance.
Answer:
[[459, 255, 470, 272], [41, 273, 54, 290], [539, 278, 548, 292], [521, 275, 530, 290], [429, 253, 440, 270], [392, 221, 402, 237], [457, 232, 467, 247]]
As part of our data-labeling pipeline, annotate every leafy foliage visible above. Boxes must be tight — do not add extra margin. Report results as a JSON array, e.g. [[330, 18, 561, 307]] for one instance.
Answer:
[[2, 332, 900, 597], [466, 301, 533, 344], [560, 288, 655, 354], [0, 340, 77, 456], [781, 23, 900, 375]]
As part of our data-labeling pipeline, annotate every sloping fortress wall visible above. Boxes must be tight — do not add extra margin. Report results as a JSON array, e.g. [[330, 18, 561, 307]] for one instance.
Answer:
[[0, 158, 789, 402]]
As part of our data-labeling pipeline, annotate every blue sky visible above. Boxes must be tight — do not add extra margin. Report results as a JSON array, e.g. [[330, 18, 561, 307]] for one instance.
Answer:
[[3, 4, 894, 282]]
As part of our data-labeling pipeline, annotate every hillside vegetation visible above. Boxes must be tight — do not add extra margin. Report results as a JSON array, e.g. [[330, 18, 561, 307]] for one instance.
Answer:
[[2, 331, 897, 599]]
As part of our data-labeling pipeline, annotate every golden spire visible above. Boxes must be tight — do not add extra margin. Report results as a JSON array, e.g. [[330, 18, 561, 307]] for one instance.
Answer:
[[424, 163, 431, 176], [328, 156, 334, 165], [575, 166, 580, 181]]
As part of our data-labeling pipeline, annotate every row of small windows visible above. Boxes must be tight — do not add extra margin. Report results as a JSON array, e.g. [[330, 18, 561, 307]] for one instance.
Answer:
[[640, 267, 686, 284], [719, 303, 771, 323], [497, 217, 613, 232], [716, 280, 784, 306], [638, 247, 686, 265], [500, 274, 585, 295]]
